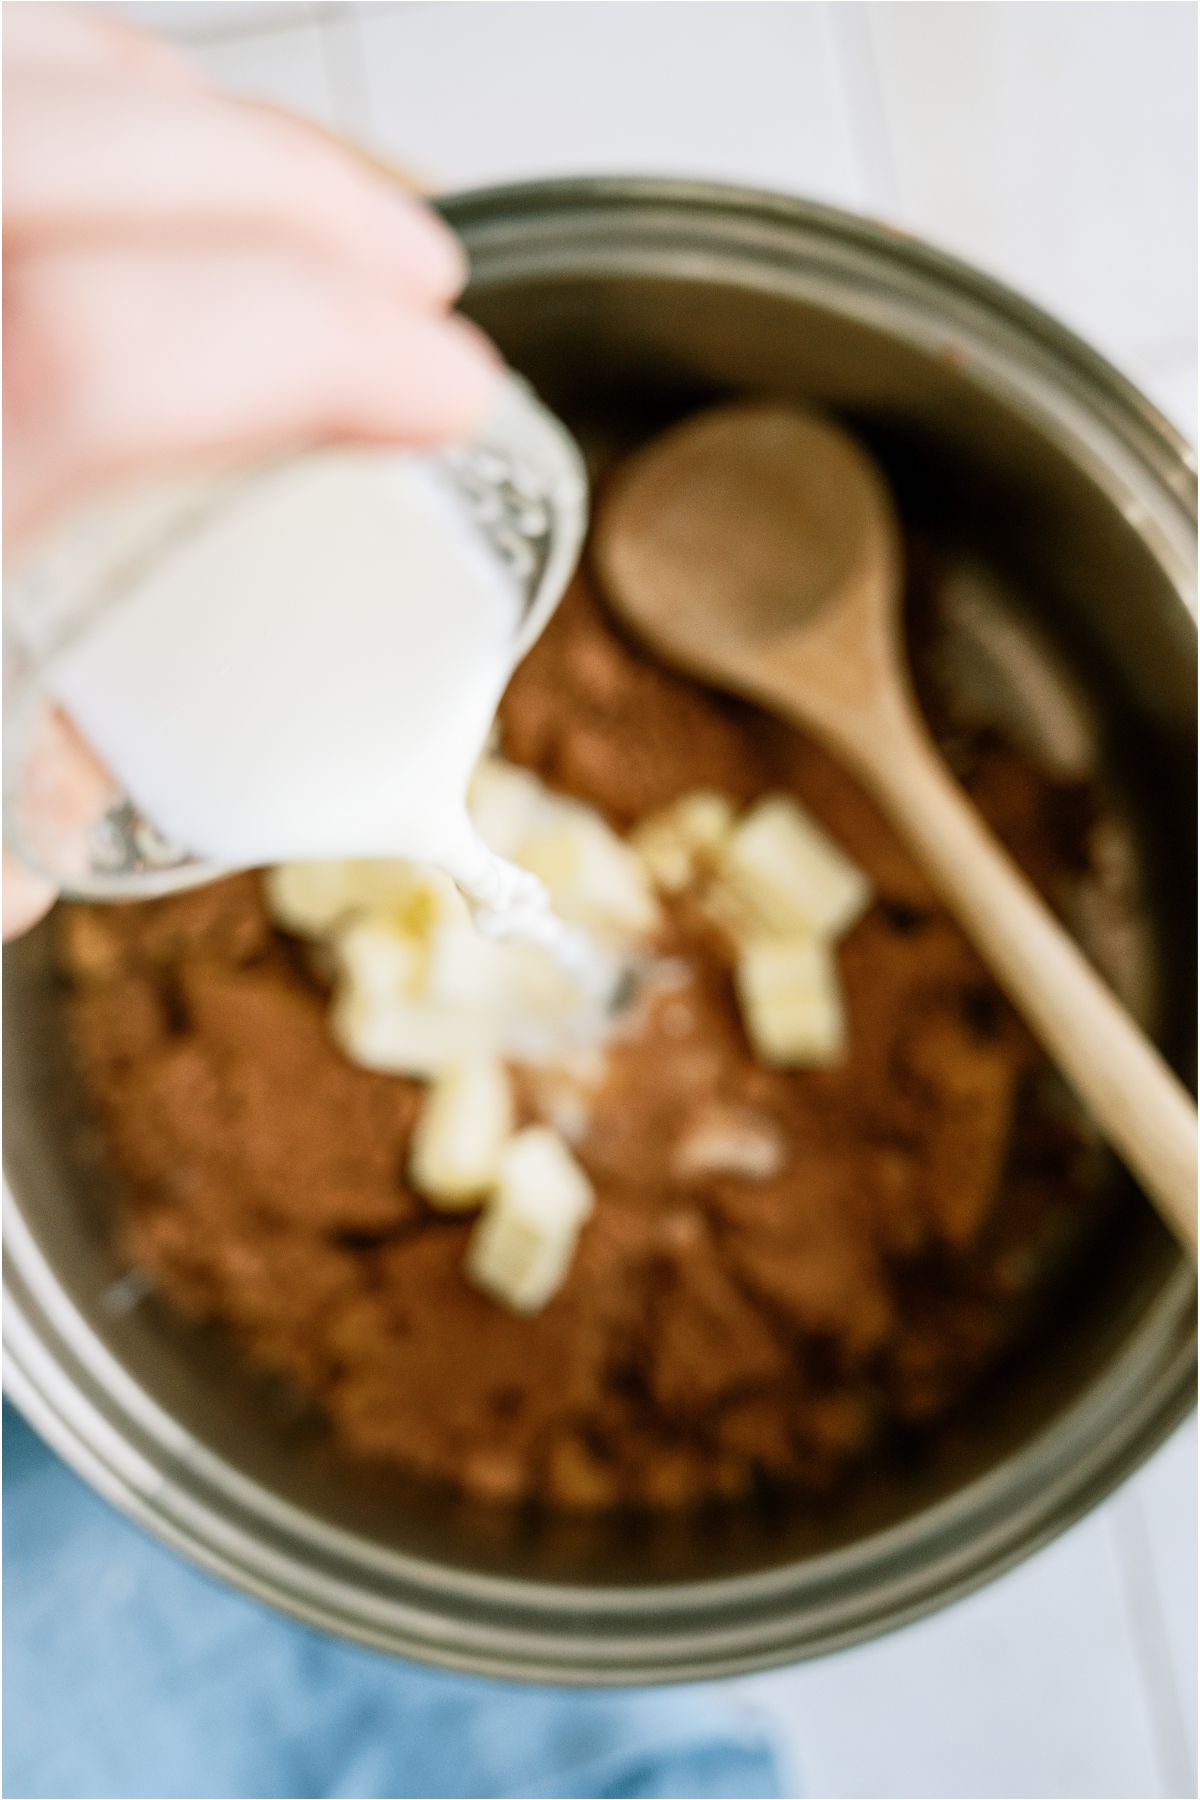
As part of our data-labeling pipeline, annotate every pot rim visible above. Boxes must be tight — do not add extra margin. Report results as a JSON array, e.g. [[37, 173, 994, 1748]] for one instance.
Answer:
[[5, 176, 1196, 1683], [445, 174, 1197, 486], [4, 1216, 1195, 1682]]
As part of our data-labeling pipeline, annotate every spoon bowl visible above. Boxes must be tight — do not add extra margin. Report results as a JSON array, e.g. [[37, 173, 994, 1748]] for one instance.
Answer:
[[598, 404, 895, 662]]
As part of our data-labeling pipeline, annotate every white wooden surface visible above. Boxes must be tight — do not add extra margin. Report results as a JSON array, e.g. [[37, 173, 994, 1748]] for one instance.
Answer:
[[102, 6, 1199, 1796]]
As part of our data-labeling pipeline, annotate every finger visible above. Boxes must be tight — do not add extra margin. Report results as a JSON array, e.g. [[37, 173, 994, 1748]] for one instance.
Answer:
[[3, 3, 200, 90], [3, 76, 466, 307], [236, 99, 433, 199], [4, 705, 118, 896], [3, 852, 57, 940], [5, 242, 502, 545]]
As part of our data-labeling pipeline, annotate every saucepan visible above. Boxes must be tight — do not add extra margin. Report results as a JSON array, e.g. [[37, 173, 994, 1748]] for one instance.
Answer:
[[4, 178, 1195, 1683]]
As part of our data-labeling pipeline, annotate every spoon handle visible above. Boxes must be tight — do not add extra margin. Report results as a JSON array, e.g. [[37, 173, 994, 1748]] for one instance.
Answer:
[[849, 710, 1197, 1252]]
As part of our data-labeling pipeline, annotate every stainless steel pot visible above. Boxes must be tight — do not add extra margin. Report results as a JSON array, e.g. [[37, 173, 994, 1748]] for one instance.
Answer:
[[5, 179, 1196, 1685]]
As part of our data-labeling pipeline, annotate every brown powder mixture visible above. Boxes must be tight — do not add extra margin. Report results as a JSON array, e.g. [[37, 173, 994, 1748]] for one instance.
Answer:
[[61, 565, 1103, 1512]]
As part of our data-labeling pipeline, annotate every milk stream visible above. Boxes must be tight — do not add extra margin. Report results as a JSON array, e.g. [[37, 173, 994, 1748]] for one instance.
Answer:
[[49, 451, 611, 995]]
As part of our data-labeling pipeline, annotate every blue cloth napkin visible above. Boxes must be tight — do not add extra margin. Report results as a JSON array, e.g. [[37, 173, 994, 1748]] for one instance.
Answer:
[[3, 1408, 784, 1800]]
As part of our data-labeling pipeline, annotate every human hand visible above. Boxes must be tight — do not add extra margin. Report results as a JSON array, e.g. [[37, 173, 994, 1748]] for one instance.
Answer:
[[4, 5, 501, 936]]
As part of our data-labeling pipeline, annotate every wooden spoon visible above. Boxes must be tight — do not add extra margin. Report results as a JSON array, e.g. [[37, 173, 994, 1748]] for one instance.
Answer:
[[594, 401, 1197, 1253]]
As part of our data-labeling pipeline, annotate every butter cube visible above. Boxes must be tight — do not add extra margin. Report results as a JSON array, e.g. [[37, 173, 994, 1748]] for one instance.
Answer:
[[265, 860, 372, 939], [331, 991, 483, 1078], [468, 758, 554, 859], [465, 1127, 594, 1313], [714, 795, 871, 941], [334, 914, 426, 1006], [409, 1058, 514, 1209], [734, 935, 847, 1068], [630, 790, 736, 894], [517, 815, 660, 939], [471, 757, 659, 941], [266, 859, 464, 940]]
